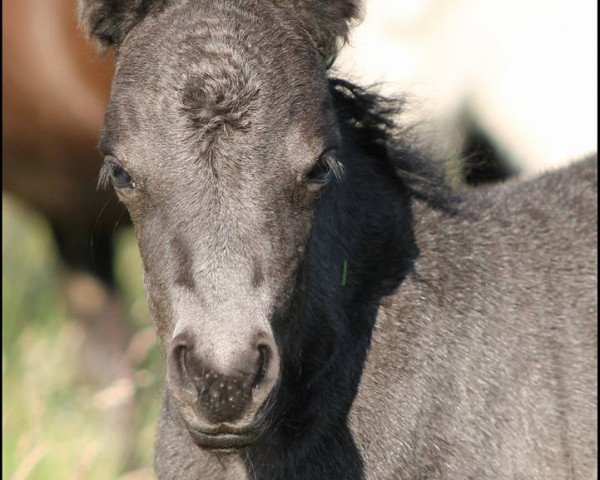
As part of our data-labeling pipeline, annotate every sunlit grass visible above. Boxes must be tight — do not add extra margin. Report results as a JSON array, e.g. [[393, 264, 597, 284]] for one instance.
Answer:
[[3, 195, 162, 479]]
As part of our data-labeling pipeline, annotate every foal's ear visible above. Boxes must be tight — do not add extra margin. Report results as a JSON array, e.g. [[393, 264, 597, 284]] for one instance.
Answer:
[[272, 0, 363, 64], [78, 0, 167, 49]]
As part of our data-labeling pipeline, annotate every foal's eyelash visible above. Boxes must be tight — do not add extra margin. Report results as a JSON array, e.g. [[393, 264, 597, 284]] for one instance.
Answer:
[[325, 153, 344, 181], [97, 162, 112, 191]]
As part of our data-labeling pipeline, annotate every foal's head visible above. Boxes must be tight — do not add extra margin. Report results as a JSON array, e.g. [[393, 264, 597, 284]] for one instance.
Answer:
[[81, 0, 360, 450]]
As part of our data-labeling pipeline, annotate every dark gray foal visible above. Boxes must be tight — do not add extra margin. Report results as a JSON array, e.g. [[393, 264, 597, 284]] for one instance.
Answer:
[[79, 0, 597, 478]]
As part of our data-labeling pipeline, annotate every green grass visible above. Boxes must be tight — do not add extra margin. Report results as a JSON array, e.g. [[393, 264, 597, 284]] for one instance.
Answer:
[[3, 195, 162, 479]]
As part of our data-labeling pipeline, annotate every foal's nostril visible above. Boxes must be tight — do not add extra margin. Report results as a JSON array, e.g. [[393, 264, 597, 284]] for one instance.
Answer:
[[169, 334, 205, 390], [176, 344, 197, 388], [253, 345, 270, 390], [169, 336, 195, 391], [177, 344, 188, 381]]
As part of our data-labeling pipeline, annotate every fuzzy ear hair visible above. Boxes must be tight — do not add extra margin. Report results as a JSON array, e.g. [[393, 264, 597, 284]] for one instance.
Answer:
[[271, 0, 363, 65], [78, 0, 167, 49]]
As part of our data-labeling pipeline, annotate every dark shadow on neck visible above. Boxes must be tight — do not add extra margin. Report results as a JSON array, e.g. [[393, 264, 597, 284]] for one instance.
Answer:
[[243, 93, 438, 480]]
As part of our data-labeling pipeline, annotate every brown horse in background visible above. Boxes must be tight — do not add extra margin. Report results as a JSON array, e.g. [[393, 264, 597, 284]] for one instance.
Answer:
[[3, 0, 116, 232], [3, 0, 136, 462]]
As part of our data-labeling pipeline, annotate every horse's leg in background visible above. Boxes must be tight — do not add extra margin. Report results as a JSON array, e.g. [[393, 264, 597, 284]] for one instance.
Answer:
[[51, 223, 136, 465]]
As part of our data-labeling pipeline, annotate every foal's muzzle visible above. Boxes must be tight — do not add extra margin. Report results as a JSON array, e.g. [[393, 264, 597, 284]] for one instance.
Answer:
[[167, 331, 279, 449]]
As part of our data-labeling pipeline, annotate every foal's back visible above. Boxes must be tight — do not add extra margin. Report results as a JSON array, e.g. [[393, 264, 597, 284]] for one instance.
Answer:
[[354, 155, 597, 479]]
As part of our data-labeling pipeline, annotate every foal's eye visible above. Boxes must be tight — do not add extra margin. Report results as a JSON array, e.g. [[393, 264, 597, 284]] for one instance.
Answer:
[[306, 149, 342, 186], [102, 156, 136, 190]]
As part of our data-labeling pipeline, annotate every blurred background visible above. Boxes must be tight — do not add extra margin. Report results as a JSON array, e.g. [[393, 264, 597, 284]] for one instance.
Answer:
[[2, 0, 597, 478]]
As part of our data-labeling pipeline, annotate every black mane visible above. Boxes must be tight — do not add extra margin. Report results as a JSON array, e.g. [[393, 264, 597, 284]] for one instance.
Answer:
[[328, 78, 459, 210]]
